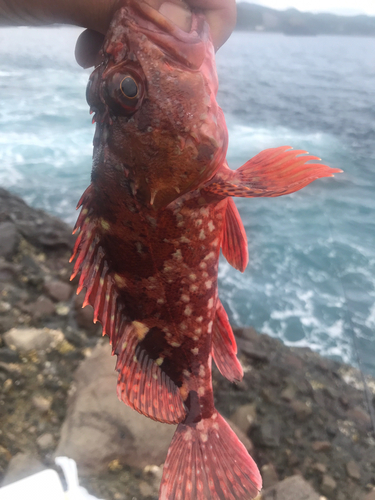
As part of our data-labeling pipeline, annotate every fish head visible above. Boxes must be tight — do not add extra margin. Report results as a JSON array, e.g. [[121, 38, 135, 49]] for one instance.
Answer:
[[86, 0, 228, 209]]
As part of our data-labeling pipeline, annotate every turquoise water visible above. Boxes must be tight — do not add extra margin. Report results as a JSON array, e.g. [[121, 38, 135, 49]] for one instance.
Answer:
[[0, 27, 374, 375]]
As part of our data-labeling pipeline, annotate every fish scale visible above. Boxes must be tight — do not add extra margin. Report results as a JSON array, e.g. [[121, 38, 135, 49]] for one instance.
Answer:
[[72, 0, 342, 498]]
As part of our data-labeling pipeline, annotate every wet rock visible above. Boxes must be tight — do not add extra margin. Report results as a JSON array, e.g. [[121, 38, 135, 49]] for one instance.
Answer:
[[365, 489, 375, 500], [0, 222, 19, 259], [36, 433, 54, 451], [261, 463, 279, 489], [55, 344, 175, 474], [321, 474, 337, 495], [291, 400, 313, 422], [281, 385, 296, 402], [311, 463, 327, 474], [230, 403, 257, 434], [44, 280, 73, 302], [262, 475, 320, 500], [311, 441, 332, 452], [3, 327, 64, 353], [1, 452, 46, 487], [346, 460, 361, 481], [347, 407, 373, 432]]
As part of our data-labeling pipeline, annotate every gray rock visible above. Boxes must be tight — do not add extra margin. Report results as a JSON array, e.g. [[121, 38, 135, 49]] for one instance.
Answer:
[[36, 433, 54, 451], [365, 490, 375, 500], [0, 222, 19, 259], [261, 463, 279, 489], [32, 395, 52, 413], [346, 460, 361, 480], [45, 280, 73, 302], [55, 344, 176, 474], [31, 295, 56, 318], [1, 452, 46, 487], [311, 441, 331, 452], [291, 400, 313, 422], [251, 417, 280, 448], [262, 475, 320, 500], [321, 474, 337, 495], [230, 403, 257, 434], [3, 327, 64, 352]]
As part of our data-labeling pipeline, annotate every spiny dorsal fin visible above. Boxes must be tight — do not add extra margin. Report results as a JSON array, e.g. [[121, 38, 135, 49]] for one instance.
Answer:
[[70, 185, 185, 424]]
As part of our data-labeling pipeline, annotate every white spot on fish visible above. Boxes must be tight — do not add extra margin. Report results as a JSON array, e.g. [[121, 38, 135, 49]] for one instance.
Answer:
[[198, 386, 205, 396], [199, 230, 206, 240], [199, 365, 205, 377], [199, 262, 207, 270], [201, 433, 208, 443], [189, 284, 198, 293], [200, 207, 210, 216], [208, 321, 213, 333], [195, 328, 202, 335], [208, 221, 215, 232], [184, 305, 193, 316], [195, 219, 203, 227], [208, 298, 214, 309], [157, 298, 165, 305], [181, 294, 190, 303], [191, 347, 199, 355], [171, 341, 181, 347], [196, 316, 203, 323], [180, 322, 187, 331], [172, 249, 183, 261], [204, 251, 215, 261], [212, 238, 219, 247], [189, 274, 197, 281], [205, 280, 213, 289], [180, 236, 190, 244]]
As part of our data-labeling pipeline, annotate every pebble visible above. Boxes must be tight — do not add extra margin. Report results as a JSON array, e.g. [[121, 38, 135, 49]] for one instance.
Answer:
[[3, 327, 64, 353], [230, 403, 257, 433], [261, 463, 279, 489], [36, 433, 54, 450], [291, 400, 313, 422], [32, 295, 56, 318], [321, 474, 337, 495], [32, 395, 51, 413], [44, 280, 73, 302], [346, 460, 361, 480], [312, 441, 332, 452]]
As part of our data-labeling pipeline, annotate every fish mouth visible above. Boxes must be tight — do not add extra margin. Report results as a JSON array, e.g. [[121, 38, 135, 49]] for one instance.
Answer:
[[127, 0, 209, 69]]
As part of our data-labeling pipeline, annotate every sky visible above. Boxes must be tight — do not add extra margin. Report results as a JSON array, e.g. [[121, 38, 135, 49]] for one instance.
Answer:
[[246, 0, 375, 16]]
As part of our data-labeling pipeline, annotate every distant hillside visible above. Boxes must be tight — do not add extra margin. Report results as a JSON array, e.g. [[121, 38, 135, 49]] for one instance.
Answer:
[[235, 3, 375, 36]]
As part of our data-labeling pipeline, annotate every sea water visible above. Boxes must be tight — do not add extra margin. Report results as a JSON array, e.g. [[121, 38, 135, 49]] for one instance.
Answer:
[[0, 27, 374, 376]]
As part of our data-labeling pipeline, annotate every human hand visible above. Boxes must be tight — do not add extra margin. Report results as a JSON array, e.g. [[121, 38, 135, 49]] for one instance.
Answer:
[[74, 0, 236, 68]]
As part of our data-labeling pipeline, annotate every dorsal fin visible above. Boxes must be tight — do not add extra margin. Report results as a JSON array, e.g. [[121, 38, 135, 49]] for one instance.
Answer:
[[222, 197, 248, 272], [70, 184, 185, 424], [212, 300, 243, 382]]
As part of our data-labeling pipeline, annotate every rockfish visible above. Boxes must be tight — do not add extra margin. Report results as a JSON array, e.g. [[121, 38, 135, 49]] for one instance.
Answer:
[[71, 1, 341, 498]]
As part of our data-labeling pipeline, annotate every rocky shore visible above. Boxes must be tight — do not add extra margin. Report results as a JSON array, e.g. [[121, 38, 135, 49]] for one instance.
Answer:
[[0, 188, 374, 500]]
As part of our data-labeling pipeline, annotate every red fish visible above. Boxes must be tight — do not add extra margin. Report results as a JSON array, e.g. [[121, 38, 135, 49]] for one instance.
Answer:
[[71, 1, 342, 499]]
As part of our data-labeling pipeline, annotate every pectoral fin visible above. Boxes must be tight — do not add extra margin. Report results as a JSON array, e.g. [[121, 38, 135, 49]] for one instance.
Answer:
[[204, 146, 342, 198]]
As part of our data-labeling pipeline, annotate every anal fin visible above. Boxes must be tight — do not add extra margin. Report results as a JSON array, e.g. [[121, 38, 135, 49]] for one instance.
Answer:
[[222, 197, 248, 272], [116, 325, 186, 424], [212, 300, 243, 383]]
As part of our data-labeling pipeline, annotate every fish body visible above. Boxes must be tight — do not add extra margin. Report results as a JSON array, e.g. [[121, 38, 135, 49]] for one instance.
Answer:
[[72, 2, 341, 499]]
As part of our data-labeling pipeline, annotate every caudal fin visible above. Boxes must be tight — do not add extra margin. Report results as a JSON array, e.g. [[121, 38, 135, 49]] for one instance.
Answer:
[[159, 411, 261, 500]]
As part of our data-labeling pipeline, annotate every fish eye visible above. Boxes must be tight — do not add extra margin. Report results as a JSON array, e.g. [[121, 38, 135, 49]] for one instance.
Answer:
[[120, 76, 138, 99]]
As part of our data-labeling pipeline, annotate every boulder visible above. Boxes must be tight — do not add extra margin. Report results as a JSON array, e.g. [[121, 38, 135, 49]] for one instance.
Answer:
[[55, 344, 176, 474]]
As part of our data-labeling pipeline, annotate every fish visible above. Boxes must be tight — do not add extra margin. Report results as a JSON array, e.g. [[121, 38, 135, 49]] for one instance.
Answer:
[[70, 1, 342, 499]]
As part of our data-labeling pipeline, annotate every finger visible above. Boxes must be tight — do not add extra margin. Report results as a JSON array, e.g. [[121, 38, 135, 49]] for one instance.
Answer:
[[75, 29, 104, 68], [184, 0, 236, 49]]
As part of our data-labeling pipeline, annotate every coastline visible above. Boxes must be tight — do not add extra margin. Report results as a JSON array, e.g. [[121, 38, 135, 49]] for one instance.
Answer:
[[0, 188, 374, 499]]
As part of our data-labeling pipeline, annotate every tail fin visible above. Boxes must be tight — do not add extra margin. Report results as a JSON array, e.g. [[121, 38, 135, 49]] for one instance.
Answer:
[[159, 411, 261, 500]]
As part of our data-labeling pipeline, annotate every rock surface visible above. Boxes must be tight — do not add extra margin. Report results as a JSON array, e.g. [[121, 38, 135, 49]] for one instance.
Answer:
[[1, 189, 375, 500], [261, 475, 320, 500]]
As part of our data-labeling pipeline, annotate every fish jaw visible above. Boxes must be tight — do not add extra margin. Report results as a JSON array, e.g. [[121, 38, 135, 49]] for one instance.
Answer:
[[86, 0, 228, 210]]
